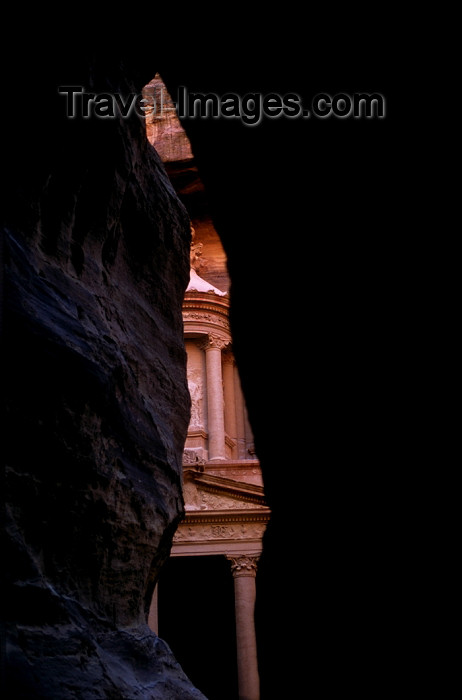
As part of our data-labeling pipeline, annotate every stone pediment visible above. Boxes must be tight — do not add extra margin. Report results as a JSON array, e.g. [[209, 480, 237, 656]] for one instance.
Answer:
[[174, 469, 270, 554], [182, 468, 268, 514]]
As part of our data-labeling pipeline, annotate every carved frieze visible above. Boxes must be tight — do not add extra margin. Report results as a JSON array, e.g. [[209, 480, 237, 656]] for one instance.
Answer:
[[183, 311, 230, 332], [173, 521, 267, 543]]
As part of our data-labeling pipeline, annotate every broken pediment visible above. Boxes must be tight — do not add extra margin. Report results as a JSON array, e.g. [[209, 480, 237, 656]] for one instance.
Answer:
[[174, 470, 270, 553], [182, 469, 268, 514]]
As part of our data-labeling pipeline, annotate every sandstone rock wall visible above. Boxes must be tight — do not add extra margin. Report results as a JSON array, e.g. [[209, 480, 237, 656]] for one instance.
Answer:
[[2, 52, 206, 699], [144, 74, 194, 164]]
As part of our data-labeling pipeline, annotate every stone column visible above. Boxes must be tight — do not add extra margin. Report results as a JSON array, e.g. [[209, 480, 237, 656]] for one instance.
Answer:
[[244, 402, 255, 456], [201, 334, 228, 461], [223, 350, 237, 459], [227, 555, 260, 700], [234, 369, 247, 460]]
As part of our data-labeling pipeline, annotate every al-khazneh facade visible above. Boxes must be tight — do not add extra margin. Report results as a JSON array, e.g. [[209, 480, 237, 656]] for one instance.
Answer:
[[148, 228, 269, 700], [145, 73, 269, 700]]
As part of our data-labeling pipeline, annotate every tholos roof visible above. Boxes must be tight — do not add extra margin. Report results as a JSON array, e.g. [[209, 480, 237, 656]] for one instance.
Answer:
[[186, 268, 227, 296]]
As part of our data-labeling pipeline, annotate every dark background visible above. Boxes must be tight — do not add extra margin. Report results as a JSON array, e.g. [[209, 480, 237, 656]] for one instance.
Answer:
[[159, 556, 238, 700], [159, 27, 417, 697]]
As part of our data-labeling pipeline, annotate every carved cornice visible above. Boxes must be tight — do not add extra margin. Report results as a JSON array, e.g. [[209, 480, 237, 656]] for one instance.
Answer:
[[195, 485, 264, 507], [226, 554, 260, 577], [183, 307, 230, 321], [180, 510, 270, 525], [185, 429, 208, 439], [199, 459, 261, 468], [183, 292, 230, 313], [184, 470, 267, 506]]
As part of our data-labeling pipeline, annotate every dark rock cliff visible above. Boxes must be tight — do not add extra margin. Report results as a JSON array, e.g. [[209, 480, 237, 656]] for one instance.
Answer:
[[2, 51, 206, 698]]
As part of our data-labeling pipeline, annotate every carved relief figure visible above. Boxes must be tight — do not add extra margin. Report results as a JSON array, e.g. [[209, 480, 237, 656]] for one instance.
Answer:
[[187, 225, 226, 297], [190, 226, 206, 274], [187, 367, 203, 428]]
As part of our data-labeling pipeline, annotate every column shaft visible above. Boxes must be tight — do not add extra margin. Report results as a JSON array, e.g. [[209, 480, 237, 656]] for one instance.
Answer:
[[223, 355, 237, 459], [234, 369, 247, 459], [205, 344, 226, 460], [228, 556, 260, 700]]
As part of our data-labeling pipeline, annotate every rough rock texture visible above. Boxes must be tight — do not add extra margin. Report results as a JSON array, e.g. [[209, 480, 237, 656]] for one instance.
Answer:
[[2, 50, 206, 699], [144, 75, 194, 163]]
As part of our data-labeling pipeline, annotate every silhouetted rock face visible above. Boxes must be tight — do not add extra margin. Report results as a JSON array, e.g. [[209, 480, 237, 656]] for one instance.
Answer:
[[2, 56, 205, 698]]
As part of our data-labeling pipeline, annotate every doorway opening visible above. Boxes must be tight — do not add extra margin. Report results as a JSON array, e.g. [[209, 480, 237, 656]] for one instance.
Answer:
[[158, 555, 238, 700]]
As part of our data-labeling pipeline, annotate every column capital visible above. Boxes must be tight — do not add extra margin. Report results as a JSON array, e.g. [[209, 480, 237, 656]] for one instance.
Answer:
[[199, 333, 229, 351], [226, 554, 260, 578]]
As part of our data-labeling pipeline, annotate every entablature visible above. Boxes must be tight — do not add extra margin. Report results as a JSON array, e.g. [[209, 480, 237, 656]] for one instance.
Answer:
[[183, 290, 231, 339]]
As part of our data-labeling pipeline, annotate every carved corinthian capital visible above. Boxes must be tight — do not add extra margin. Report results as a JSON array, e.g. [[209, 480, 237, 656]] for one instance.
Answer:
[[226, 554, 260, 577], [199, 333, 229, 351]]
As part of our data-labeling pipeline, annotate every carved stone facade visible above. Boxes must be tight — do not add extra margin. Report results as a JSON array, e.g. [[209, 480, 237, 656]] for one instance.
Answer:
[[146, 77, 268, 699], [149, 231, 269, 700]]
